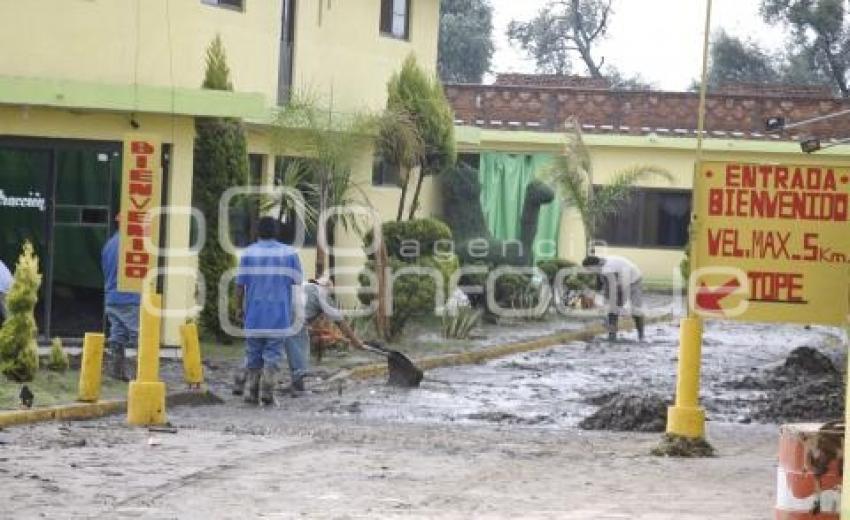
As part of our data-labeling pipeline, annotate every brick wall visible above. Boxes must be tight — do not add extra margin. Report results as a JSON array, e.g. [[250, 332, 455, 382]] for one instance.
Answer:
[[447, 82, 850, 141]]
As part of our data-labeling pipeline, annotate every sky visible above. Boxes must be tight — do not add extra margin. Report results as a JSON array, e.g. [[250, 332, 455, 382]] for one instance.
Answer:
[[489, 0, 788, 91]]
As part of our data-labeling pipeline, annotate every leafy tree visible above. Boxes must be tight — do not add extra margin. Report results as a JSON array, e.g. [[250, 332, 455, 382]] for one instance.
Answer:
[[0, 241, 41, 382], [546, 120, 672, 254], [761, 0, 850, 96], [507, 0, 612, 77], [708, 30, 783, 87], [386, 55, 456, 221], [438, 0, 495, 83], [605, 67, 655, 90], [194, 35, 249, 339]]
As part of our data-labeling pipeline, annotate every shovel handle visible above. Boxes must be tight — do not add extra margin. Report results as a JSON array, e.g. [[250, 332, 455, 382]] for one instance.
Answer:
[[362, 342, 391, 358]]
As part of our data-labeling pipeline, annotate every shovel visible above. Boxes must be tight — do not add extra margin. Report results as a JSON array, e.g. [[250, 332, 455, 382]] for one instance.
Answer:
[[362, 341, 424, 388]]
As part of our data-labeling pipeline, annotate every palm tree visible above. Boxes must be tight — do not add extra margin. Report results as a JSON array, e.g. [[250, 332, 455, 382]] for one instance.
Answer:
[[272, 93, 422, 276], [547, 118, 673, 254]]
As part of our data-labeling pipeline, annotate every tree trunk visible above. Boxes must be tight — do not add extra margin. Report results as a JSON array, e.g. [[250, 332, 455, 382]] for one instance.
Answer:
[[375, 239, 390, 340], [396, 168, 409, 221], [407, 168, 426, 220], [315, 182, 328, 277]]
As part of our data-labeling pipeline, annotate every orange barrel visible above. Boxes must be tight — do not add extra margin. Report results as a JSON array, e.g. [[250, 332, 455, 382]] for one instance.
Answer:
[[776, 422, 843, 519]]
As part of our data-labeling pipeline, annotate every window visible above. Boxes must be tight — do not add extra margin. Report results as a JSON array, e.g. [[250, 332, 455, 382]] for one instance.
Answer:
[[372, 156, 401, 186], [458, 153, 481, 170], [595, 188, 692, 249], [202, 0, 244, 11], [380, 0, 410, 40]]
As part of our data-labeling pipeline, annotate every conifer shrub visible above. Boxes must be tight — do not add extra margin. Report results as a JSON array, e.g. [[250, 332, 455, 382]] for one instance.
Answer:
[[0, 241, 41, 382], [46, 337, 69, 372], [193, 35, 249, 339]]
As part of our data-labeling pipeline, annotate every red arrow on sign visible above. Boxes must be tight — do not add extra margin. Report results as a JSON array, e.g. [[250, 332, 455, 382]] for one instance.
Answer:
[[696, 278, 741, 312]]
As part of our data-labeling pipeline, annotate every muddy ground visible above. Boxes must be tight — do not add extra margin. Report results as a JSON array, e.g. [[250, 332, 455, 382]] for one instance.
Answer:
[[1, 318, 846, 519]]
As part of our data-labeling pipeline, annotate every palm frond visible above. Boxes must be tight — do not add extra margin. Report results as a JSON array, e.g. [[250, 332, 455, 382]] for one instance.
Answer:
[[547, 155, 589, 215]]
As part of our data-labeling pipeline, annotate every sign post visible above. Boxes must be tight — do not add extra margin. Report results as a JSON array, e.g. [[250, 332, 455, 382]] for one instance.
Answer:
[[666, 0, 712, 442], [119, 133, 167, 426], [669, 159, 850, 447]]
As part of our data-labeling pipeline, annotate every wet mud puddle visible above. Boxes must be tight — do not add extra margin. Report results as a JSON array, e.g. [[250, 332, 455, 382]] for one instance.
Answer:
[[299, 321, 844, 428]]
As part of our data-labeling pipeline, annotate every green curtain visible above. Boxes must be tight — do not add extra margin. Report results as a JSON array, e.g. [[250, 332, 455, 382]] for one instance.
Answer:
[[479, 152, 561, 262]]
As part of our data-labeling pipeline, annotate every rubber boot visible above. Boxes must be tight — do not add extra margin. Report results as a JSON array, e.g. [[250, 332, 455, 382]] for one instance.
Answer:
[[260, 367, 279, 406], [607, 313, 618, 342], [232, 369, 247, 396], [107, 343, 128, 381], [244, 369, 261, 405], [634, 315, 646, 342]]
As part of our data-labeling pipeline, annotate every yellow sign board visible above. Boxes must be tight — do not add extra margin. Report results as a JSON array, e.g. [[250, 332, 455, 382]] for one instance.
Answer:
[[692, 161, 850, 326], [118, 134, 162, 293]]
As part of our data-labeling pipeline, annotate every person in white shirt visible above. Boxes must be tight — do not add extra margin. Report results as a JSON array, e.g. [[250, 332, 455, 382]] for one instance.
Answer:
[[582, 255, 645, 342], [0, 259, 12, 326]]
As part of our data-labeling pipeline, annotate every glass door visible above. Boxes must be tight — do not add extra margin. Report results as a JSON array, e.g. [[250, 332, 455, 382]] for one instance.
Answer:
[[0, 147, 51, 331], [49, 146, 121, 337]]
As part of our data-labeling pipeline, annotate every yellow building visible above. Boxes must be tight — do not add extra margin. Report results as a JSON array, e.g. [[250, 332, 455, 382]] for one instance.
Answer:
[[448, 77, 850, 288], [0, 0, 440, 345]]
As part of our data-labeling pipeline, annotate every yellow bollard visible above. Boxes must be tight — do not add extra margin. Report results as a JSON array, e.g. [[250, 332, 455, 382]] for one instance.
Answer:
[[78, 333, 105, 402], [841, 327, 850, 519], [127, 291, 166, 426], [180, 322, 204, 389], [666, 316, 706, 439]]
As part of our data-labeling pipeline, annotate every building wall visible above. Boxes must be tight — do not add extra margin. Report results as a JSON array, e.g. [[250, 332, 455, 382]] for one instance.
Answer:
[[292, 0, 441, 112], [1, 106, 196, 346], [0, 0, 282, 102], [459, 128, 850, 287]]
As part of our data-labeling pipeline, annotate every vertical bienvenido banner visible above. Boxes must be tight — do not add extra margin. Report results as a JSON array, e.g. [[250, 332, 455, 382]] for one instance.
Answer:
[[118, 134, 162, 293]]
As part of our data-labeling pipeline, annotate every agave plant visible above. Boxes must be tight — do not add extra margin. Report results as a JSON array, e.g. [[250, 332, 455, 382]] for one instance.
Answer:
[[547, 118, 673, 254], [442, 305, 482, 339]]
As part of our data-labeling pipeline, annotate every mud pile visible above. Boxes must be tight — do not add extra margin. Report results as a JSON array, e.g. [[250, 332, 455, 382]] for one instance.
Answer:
[[726, 346, 844, 423], [579, 393, 668, 432]]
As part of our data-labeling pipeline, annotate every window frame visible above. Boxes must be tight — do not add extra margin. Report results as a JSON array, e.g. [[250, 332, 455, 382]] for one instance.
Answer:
[[201, 0, 245, 12], [593, 186, 693, 250], [371, 155, 402, 187], [379, 0, 411, 40]]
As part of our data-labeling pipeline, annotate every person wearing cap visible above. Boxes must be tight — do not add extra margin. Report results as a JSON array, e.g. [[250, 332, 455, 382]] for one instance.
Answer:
[[582, 254, 645, 342], [0, 258, 12, 326], [234, 216, 303, 405], [284, 275, 367, 393]]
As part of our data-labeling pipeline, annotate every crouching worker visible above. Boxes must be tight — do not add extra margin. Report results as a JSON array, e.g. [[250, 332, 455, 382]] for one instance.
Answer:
[[582, 255, 645, 342], [234, 217, 302, 406], [101, 217, 141, 381], [285, 275, 367, 393]]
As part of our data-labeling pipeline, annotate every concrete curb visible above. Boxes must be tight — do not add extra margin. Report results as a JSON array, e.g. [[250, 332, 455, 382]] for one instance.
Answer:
[[0, 391, 221, 429], [346, 313, 674, 381], [0, 400, 126, 429]]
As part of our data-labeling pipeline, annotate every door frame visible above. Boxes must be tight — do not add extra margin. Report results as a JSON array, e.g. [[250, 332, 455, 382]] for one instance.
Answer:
[[0, 136, 171, 340]]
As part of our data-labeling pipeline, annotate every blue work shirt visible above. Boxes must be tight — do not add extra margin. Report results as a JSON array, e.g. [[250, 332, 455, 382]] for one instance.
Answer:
[[102, 232, 141, 306], [236, 239, 302, 331]]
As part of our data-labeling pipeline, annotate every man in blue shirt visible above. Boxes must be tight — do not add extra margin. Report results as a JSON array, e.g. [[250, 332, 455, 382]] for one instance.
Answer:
[[235, 216, 302, 405], [101, 219, 141, 381]]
